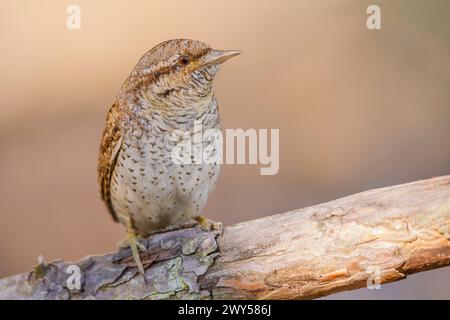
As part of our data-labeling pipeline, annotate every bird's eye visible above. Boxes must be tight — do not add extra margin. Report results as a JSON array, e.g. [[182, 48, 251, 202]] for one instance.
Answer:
[[179, 55, 190, 66]]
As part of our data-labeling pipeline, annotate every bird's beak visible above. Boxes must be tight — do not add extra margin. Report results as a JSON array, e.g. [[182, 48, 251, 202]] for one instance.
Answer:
[[198, 50, 242, 69]]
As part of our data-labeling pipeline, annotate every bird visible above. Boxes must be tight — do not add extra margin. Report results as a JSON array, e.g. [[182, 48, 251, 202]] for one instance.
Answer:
[[97, 39, 241, 280]]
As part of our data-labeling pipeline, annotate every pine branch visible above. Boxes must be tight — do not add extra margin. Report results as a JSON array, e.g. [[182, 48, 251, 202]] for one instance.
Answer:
[[1, 176, 449, 299]]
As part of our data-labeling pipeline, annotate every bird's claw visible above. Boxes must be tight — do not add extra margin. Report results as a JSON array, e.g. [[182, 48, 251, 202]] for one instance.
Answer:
[[117, 237, 146, 252], [117, 229, 148, 283], [194, 216, 223, 232]]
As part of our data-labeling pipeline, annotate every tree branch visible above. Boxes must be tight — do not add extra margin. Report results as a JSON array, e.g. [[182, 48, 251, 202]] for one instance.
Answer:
[[1, 176, 449, 299]]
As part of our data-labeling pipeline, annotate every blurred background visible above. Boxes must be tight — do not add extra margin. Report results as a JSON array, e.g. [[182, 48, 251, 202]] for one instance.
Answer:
[[0, 0, 449, 299]]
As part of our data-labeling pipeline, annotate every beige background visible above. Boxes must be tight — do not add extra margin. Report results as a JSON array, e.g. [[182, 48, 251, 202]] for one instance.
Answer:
[[0, 0, 449, 299]]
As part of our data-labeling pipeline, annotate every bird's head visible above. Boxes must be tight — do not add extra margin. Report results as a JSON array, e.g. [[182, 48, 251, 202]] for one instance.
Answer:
[[121, 39, 241, 112]]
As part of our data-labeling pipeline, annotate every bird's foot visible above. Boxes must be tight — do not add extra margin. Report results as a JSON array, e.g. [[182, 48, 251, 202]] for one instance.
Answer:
[[117, 235, 146, 252], [117, 229, 148, 283], [194, 216, 223, 232]]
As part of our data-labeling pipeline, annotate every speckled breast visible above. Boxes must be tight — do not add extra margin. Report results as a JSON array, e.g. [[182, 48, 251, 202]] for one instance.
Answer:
[[109, 110, 221, 236]]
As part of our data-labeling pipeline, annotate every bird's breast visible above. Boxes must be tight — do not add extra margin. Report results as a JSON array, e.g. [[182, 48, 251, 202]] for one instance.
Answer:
[[110, 102, 221, 236]]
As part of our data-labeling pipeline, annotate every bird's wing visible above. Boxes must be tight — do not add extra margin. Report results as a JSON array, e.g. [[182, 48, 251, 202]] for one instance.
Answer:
[[97, 101, 124, 222]]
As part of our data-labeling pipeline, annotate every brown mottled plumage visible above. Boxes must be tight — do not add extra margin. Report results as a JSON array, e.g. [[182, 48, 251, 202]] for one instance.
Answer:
[[97, 39, 241, 279], [98, 101, 123, 222]]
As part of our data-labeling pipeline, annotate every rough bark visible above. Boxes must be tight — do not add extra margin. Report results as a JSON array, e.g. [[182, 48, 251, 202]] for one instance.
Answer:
[[1, 176, 449, 300]]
